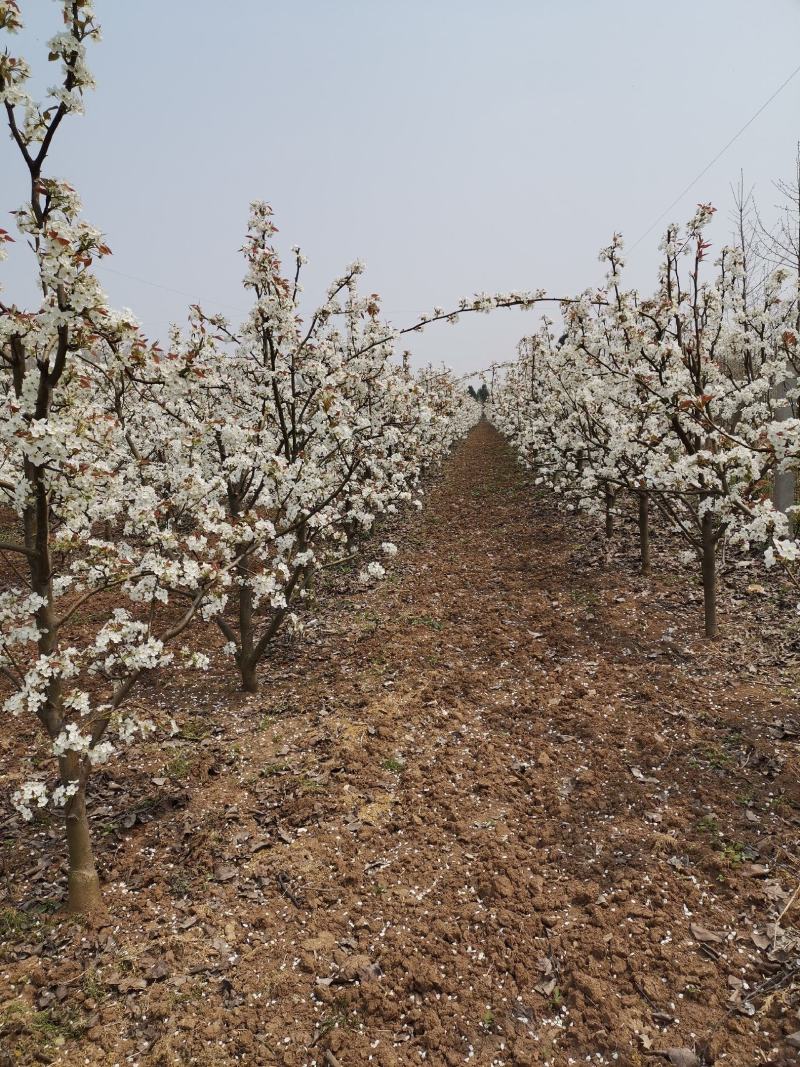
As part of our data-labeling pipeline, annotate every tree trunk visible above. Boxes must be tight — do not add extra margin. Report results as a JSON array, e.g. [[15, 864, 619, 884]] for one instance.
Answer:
[[774, 467, 796, 527], [604, 484, 615, 539], [237, 552, 258, 692], [700, 511, 717, 639], [239, 656, 259, 693], [638, 492, 650, 575], [301, 566, 316, 595], [773, 376, 796, 529], [64, 782, 101, 913]]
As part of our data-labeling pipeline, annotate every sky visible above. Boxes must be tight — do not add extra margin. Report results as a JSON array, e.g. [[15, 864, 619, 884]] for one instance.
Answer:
[[2, 0, 800, 379]]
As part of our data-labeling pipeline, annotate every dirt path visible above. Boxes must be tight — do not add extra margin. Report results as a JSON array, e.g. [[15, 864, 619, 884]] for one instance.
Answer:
[[3, 422, 799, 1066]]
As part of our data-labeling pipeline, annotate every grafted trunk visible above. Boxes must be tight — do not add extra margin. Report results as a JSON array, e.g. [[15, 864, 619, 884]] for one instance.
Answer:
[[64, 779, 101, 914], [700, 510, 717, 639], [638, 492, 650, 575]]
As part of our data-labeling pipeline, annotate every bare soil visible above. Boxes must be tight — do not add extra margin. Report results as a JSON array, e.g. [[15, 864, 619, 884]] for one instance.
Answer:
[[1, 421, 799, 1066]]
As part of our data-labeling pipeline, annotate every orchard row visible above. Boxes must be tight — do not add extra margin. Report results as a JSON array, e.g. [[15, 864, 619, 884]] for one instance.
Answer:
[[491, 201, 800, 637]]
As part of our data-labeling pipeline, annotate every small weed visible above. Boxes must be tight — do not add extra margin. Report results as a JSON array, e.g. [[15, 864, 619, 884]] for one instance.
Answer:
[[696, 814, 719, 834], [164, 755, 191, 780], [181, 718, 211, 741], [358, 613, 380, 635], [703, 746, 731, 770], [381, 757, 404, 773], [300, 777, 327, 796], [551, 986, 563, 1009], [30, 1006, 84, 1041], [409, 615, 443, 631], [480, 1008, 496, 1030], [316, 996, 359, 1039], [82, 969, 103, 1001], [0, 907, 39, 938], [720, 841, 746, 866], [0, 1002, 85, 1047], [168, 870, 193, 897], [570, 588, 600, 607], [260, 762, 289, 778]]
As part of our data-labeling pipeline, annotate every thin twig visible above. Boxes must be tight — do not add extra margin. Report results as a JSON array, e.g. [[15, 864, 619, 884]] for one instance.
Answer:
[[773, 881, 800, 950]]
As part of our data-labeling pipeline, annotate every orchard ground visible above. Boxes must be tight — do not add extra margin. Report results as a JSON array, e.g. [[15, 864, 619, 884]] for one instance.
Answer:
[[1, 421, 799, 1067]]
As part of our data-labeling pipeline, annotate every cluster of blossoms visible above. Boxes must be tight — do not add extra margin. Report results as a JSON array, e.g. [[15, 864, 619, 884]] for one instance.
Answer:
[[490, 206, 800, 637], [0, 2, 479, 911]]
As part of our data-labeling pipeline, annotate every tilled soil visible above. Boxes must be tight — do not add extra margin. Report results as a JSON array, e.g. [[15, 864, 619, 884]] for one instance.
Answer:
[[2, 421, 799, 1066]]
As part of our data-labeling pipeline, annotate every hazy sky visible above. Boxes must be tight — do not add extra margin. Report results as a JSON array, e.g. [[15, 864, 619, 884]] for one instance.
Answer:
[[2, 1, 800, 377]]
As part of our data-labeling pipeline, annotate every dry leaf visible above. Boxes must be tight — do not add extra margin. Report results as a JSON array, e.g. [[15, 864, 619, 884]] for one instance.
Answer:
[[690, 923, 725, 944], [661, 1050, 700, 1067]]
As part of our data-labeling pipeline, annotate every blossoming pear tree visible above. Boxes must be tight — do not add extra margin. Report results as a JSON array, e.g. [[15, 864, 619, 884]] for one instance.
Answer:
[[120, 202, 480, 693], [0, 0, 247, 912]]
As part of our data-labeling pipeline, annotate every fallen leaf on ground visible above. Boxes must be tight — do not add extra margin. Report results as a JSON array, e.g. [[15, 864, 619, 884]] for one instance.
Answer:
[[690, 923, 725, 944]]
